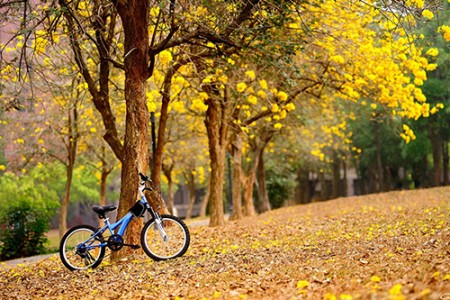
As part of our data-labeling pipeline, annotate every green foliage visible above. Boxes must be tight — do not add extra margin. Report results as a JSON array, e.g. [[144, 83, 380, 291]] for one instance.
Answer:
[[0, 171, 59, 260], [0, 199, 50, 260], [70, 165, 101, 204], [266, 168, 295, 209]]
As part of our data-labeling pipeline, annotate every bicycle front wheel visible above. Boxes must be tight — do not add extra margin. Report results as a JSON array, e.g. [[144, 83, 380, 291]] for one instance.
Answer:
[[141, 214, 190, 261], [59, 225, 105, 271]]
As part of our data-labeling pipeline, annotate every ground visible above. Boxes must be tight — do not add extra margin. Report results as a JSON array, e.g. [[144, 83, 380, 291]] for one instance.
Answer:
[[1, 187, 450, 299]]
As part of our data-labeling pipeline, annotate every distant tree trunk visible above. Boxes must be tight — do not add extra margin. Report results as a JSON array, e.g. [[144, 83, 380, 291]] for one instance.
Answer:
[[200, 176, 211, 218], [185, 171, 196, 220], [429, 126, 442, 186], [319, 172, 327, 200], [230, 133, 243, 220], [342, 159, 348, 196], [100, 170, 108, 207], [332, 152, 340, 198], [150, 62, 181, 213], [443, 142, 449, 185], [163, 163, 175, 214], [59, 161, 74, 239], [295, 169, 310, 204], [98, 154, 112, 227], [58, 106, 78, 239], [373, 121, 385, 192], [242, 171, 257, 217], [99, 145, 113, 207], [256, 148, 271, 213]]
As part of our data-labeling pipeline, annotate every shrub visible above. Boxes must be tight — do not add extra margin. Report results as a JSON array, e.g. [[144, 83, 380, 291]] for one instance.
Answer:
[[0, 171, 58, 260], [0, 199, 50, 260]]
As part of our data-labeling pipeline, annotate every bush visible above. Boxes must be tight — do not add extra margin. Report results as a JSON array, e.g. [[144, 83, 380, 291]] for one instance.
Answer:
[[0, 171, 58, 260], [266, 170, 295, 209], [0, 199, 50, 260]]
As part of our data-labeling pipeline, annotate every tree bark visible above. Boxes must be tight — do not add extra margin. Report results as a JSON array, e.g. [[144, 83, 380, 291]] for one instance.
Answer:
[[242, 172, 257, 217], [200, 176, 210, 218], [373, 121, 384, 192], [443, 142, 449, 185], [429, 125, 442, 186], [185, 171, 196, 220], [205, 97, 226, 227], [163, 164, 175, 214], [332, 152, 340, 198], [114, 1, 151, 256], [99, 168, 111, 228], [58, 106, 78, 239], [230, 133, 243, 220], [150, 63, 181, 213], [256, 147, 271, 213]]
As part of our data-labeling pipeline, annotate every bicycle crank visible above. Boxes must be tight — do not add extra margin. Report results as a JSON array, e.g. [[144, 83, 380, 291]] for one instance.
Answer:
[[107, 234, 124, 251]]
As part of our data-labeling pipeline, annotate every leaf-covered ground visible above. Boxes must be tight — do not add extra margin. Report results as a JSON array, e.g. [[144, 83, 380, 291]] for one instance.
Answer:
[[1, 187, 450, 299]]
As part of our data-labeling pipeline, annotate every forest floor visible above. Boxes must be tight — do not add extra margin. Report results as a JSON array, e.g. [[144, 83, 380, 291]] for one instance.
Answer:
[[1, 187, 450, 299]]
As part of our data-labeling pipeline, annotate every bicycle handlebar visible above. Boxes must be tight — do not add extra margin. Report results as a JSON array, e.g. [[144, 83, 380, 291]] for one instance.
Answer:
[[139, 172, 151, 182]]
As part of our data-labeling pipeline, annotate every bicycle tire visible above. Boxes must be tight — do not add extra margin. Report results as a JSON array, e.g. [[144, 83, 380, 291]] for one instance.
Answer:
[[59, 224, 105, 271], [141, 214, 190, 261]]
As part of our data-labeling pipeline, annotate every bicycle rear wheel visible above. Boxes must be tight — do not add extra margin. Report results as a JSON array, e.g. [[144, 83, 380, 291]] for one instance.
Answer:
[[59, 225, 105, 271], [141, 214, 190, 261]]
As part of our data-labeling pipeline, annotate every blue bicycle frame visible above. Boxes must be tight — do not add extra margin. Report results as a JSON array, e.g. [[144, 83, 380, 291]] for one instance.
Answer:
[[81, 189, 158, 251]]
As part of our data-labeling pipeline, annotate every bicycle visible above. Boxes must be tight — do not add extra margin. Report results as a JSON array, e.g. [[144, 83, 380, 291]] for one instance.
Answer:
[[59, 173, 190, 271]]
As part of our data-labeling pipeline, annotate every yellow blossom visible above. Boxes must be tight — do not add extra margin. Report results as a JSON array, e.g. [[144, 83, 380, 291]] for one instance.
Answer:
[[296, 280, 309, 289], [247, 95, 258, 104], [271, 103, 279, 112], [277, 91, 288, 101], [236, 82, 247, 93], [159, 50, 173, 65], [421, 9, 434, 19], [245, 70, 256, 80], [259, 79, 268, 90], [425, 48, 438, 57], [371, 275, 381, 282]]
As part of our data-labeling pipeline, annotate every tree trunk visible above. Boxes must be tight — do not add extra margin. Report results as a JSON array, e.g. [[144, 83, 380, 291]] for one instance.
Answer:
[[256, 148, 271, 213], [58, 107, 78, 239], [332, 152, 340, 198], [230, 133, 243, 220], [59, 163, 74, 239], [150, 63, 181, 213], [443, 142, 449, 185], [114, 1, 151, 257], [163, 164, 175, 214], [200, 176, 211, 218], [429, 125, 442, 186], [205, 98, 226, 227], [242, 171, 257, 217], [99, 165, 111, 228], [185, 172, 196, 220], [373, 121, 384, 192], [319, 172, 328, 200], [295, 169, 310, 204]]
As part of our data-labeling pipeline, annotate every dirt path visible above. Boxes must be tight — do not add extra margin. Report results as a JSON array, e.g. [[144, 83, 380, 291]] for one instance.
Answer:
[[0, 253, 58, 270]]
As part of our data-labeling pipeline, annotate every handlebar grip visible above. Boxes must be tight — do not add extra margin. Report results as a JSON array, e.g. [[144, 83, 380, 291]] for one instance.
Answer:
[[139, 172, 151, 182]]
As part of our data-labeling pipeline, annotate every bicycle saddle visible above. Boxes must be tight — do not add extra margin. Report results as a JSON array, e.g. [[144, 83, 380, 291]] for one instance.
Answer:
[[92, 205, 117, 218]]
